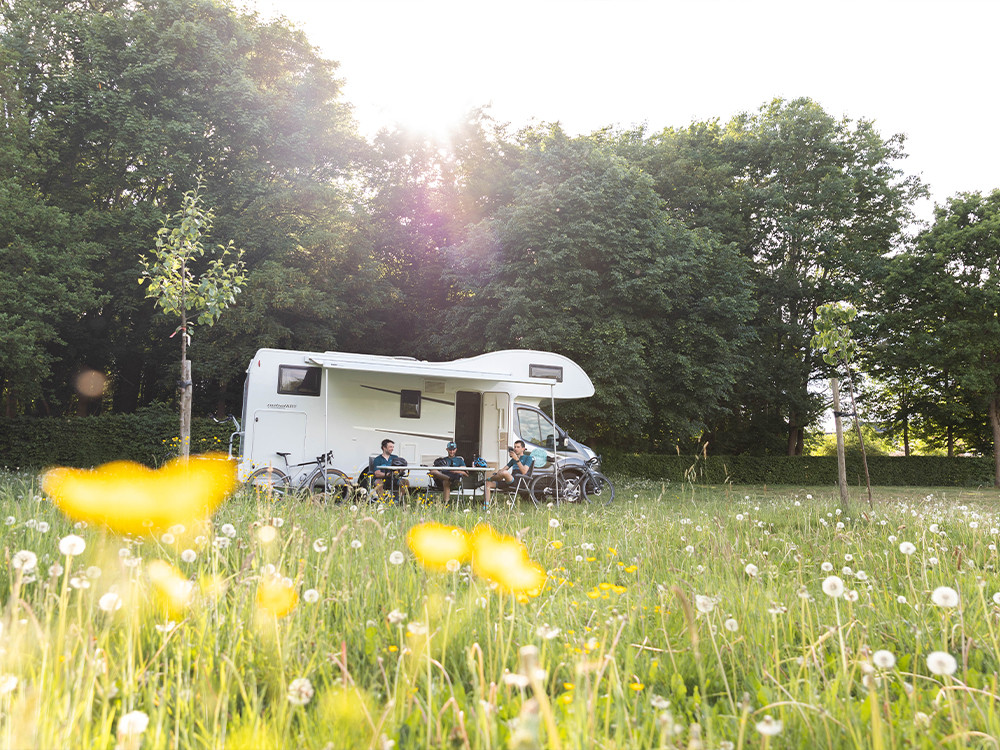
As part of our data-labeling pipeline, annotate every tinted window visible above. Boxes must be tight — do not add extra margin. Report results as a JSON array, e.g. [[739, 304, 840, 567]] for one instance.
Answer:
[[400, 389, 421, 418], [277, 366, 321, 396]]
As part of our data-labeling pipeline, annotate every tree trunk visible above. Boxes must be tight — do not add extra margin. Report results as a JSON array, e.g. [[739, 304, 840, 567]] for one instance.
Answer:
[[903, 418, 910, 457], [180, 359, 192, 459], [787, 411, 798, 456], [832, 378, 849, 513], [947, 425, 955, 458], [990, 396, 1000, 487]]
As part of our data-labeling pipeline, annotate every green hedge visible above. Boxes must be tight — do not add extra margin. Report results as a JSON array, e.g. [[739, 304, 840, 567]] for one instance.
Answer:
[[602, 453, 996, 487], [0, 405, 234, 469]]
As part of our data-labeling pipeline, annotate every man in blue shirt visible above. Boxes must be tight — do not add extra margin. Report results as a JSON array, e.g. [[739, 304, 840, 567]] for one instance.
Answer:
[[429, 441, 468, 504], [485, 440, 533, 505]]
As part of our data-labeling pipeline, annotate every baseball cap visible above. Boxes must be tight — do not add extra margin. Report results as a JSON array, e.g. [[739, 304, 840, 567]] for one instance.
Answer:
[[446, 441, 457, 450]]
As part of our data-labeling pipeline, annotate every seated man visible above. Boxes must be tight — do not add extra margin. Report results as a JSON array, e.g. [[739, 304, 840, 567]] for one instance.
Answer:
[[484, 440, 534, 506], [429, 441, 468, 504], [372, 438, 408, 497]]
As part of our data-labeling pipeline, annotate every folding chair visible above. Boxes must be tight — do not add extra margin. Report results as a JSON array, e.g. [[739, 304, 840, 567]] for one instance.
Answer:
[[495, 449, 548, 507]]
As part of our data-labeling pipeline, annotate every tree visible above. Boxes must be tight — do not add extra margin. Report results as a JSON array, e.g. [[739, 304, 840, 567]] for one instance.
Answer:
[[435, 130, 755, 449], [878, 191, 1000, 481], [140, 184, 245, 457], [635, 99, 925, 453], [0, 0, 365, 416], [811, 302, 871, 509]]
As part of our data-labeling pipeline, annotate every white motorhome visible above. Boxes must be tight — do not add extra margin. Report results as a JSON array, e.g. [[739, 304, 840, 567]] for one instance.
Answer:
[[237, 348, 598, 487]]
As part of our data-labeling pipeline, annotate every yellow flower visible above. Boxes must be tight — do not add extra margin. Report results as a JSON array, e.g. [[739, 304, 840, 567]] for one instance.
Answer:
[[406, 523, 471, 572], [629, 682, 644, 692], [256, 576, 298, 618], [147, 560, 194, 615], [43, 454, 236, 534], [471, 525, 546, 596], [549, 540, 563, 549]]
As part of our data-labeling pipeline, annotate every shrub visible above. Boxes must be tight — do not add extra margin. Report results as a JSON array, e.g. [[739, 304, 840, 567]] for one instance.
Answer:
[[601, 452, 995, 487], [0, 405, 233, 469]]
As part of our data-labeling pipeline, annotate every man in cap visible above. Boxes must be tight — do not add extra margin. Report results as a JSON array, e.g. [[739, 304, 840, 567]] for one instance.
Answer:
[[429, 441, 468, 504]]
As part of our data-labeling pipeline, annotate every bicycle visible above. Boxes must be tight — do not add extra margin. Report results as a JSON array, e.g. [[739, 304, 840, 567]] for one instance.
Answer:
[[246, 450, 351, 500], [211, 414, 242, 460], [529, 455, 614, 506]]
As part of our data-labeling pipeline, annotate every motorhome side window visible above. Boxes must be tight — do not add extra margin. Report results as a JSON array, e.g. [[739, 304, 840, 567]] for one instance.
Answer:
[[277, 365, 322, 396], [400, 389, 421, 418]]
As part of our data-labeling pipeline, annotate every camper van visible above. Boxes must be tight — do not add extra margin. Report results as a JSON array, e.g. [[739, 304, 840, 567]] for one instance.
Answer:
[[236, 348, 598, 488]]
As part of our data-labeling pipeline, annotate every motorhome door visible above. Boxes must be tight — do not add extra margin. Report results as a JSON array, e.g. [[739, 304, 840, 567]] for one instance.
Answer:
[[250, 409, 307, 468], [480, 392, 509, 468], [454, 391, 481, 466]]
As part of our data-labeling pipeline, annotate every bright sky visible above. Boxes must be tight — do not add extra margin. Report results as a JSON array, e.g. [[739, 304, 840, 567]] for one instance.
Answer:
[[250, 0, 999, 222]]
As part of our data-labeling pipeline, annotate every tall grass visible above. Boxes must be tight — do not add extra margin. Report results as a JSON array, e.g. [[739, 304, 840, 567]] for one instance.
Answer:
[[1, 471, 999, 748]]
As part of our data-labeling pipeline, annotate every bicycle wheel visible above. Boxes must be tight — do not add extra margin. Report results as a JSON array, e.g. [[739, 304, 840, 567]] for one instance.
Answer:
[[304, 468, 351, 501], [529, 473, 558, 506], [582, 472, 615, 504], [247, 466, 290, 494]]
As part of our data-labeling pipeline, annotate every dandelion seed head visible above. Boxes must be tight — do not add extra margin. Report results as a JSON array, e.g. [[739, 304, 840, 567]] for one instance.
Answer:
[[822, 576, 845, 598], [59, 535, 86, 557], [926, 651, 958, 676], [286, 677, 314, 706], [931, 586, 959, 608]]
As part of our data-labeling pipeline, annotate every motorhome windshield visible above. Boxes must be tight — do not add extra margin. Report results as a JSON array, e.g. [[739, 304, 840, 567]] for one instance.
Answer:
[[516, 406, 570, 450]]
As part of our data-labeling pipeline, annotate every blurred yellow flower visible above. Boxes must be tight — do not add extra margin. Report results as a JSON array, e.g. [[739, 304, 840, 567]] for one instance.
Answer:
[[406, 523, 470, 572], [147, 559, 194, 615], [471, 525, 546, 596], [43, 454, 236, 534], [256, 577, 298, 618]]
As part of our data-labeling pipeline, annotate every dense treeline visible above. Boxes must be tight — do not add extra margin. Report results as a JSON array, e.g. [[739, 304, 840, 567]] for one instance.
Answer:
[[2, 0, 999, 471]]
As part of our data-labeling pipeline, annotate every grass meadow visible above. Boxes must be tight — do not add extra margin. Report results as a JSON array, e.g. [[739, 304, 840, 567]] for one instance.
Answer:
[[1, 471, 1000, 749]]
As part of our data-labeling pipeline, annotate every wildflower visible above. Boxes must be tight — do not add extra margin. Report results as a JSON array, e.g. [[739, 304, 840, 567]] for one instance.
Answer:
[[406, 523, 470, 572], [388, 550, 405, 566], [59, 535, 86, 557], [3, 517, 14, 526], [407, 621, 428, 636], [899, 541, 916, 555], [931, 586, 960, 608], [213, 536, 231, 550], [724, 618, 738, 632], [117, 710, 149, 737], [629, 681, 644, 692], [98, 592, 123, 613], [926, 651, 958, 676], [303, 588, 320, 603], [180, 549, 197, 563], [446, 558, 461, 573], [872, 650, 896, 669], [160, 532, 175, 545], [755, 715, 783, 736], [86, 565, 102, 579], [844, 590, 859, 602], [155, 621, 177, 633], [842, 566, 853, 576], [49, 563, 64, 577], [0, 675, 18, 695], [897, 595, 908, 604], [256, 525, 277, 544], [855, 570, 868, 581], [695, 595, 714, 614], [350, 539, 362, 549], [744, 563, 758, 578], [471, 525, 546, 595], [650, 694, 670, 710], [767, 602, 787, 615], [11, 550, 38, 572], [549, 540, 563, 549], [387, 609, 407, 625], [220, 523, 237, 538], [43, 455, 237, 534], [37, 521, 50, 533], [928, 556, 938, 567], [821, 576, 845, 598], [147, 559, 193, 614], [287, 677, 314, 706], [993, 592, 1000, 606], [821, 562, 833, 572], [536, 623, 561, 639], [549, 518, 560, 528], [313, 538, 328, 553], [256, 576, 298, 618]]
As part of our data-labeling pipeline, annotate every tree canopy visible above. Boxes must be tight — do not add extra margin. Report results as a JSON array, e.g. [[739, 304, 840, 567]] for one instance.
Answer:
[[2, 0, 996, 463]]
